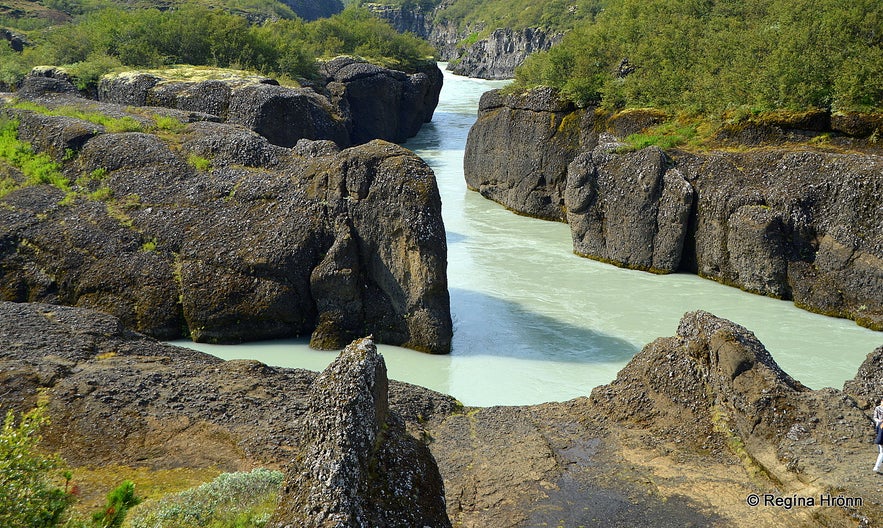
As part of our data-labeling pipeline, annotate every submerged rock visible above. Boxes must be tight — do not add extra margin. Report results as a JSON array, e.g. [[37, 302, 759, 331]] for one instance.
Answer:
[[270, 337, 451, 528]]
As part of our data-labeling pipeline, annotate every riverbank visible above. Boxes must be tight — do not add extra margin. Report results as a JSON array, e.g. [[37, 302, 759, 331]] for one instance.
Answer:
[[3, 300, 882, 526]]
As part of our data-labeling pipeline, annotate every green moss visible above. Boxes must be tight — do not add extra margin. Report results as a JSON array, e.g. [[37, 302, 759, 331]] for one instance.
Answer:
[[0, 116, 69, 193], [187, 153, 212, 172], [621, 121, 699, 152], [11, 100, 145, 132]]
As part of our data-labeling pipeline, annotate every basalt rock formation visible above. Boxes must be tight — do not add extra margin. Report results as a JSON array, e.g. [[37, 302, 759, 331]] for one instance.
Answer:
[[270, 337, 450, 528], [2, 301, 882, 527], [448, 27, 562, 80], [464, 87, 883, 330], [97, 57, 443, 147], [366, 4, 558, 79], [319, 56, 443, 144], [463, 87, 581, 220], [1, 85, 452, 352]]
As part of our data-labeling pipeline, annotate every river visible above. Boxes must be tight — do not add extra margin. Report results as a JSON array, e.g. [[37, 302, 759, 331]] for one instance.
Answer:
[[176, 66, 882, 406]]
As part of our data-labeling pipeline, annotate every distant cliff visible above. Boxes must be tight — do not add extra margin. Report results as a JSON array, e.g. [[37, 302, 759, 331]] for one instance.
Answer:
[[465, 87, 883, 331], [367, 4, 558, 79]]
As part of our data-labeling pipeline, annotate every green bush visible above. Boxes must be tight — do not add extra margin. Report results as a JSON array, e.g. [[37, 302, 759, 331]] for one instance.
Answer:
[[0, 399, 72, 528], [124, 468, 284, 528], [18, 3, 433, 91], [515, 0, 883, 114]]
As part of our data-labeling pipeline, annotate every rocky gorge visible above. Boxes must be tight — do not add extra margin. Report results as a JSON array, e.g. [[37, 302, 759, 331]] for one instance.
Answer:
[[464, 87, 883, 332], [3, 300, 883, 526], [0, 62, 452, 352], [367, 3, 559, 79]]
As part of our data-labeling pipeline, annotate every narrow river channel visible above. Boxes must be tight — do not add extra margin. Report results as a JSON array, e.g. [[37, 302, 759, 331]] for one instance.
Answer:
[[176, 65, 882, 406]]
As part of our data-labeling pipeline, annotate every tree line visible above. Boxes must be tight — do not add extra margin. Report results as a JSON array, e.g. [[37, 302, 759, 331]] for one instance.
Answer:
[[1, 4, 435, 89], [513, 0, 882, 114]]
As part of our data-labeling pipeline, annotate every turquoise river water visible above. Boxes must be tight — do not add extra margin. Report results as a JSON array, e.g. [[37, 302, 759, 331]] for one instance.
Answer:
[[176, 66, 882, 406]]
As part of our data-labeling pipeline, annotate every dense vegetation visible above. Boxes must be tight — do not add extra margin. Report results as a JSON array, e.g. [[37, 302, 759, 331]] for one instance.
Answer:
[[0, 4, 434, 89], [513, 0, 883, 114]]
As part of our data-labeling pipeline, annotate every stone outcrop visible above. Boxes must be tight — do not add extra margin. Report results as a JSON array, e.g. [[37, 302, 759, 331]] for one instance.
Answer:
[[319, 56, 443, 144], [96, 58, 443, 148], [1, 89, 452, 352], [463, 88, 582, 220], [270, 337, 450, 528], [464, 86, 883, 330], [0, 301, 458, 471], [565, 146, 693, 272], [3, 301, 882, 527], [448, 27, 561, 80], [367, 4, 558, 79]]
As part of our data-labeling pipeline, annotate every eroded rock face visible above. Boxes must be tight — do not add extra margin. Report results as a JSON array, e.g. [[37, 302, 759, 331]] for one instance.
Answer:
[[1, 94, 452, 353], [591, 311, 811, 446], [565, 146, 693, 272], [464, 86, 883, 330], [319, 57, 443, 144], [464, 88, 582, 220], [449, 27, 562, 80], [270, 337, 451, 528]]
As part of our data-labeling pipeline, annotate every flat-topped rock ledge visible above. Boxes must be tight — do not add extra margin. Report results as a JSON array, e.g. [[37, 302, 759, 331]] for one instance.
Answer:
[[95, 57, 443, 147]]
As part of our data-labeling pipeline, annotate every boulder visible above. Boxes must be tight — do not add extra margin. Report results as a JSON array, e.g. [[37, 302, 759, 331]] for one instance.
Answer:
[[0, 96, 452, 353], [270, 337, 451, 528], [320, 57, 443, 144], [226, 83, 351, 148], [17, 67, 80, 98], [591, 310, 810, 447]]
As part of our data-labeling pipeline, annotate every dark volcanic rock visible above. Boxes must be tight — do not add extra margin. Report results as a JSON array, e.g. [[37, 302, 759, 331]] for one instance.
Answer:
[[17, 67, 80, 98], [464, 87, 582, 221], [97, 61, 441, 147], [0, 301, 457, 469], [270, 337, 450, 528], [676, 149, 883, 328], [320, 57, 443, 144], [565, 146, 693, 272], [0, 96, 452, 353], [464, 86, 883, 329], [2, 301, 882, 527], [226, 83, 351, 148], [591, 310, 810, 446]]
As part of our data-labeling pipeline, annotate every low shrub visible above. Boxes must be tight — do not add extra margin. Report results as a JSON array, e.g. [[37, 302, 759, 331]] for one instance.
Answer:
[[124, 468, 284, 528]]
